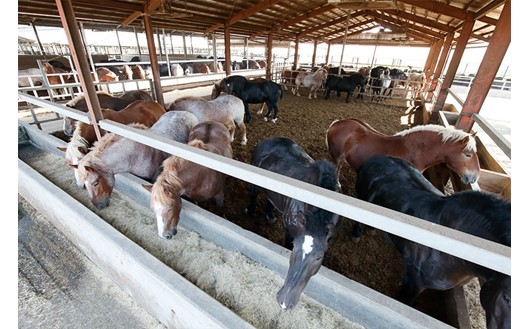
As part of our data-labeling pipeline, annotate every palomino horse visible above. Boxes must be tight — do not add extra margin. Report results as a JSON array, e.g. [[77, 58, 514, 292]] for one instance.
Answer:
[[326, 119, 481, 241], [168, 94, 247, 145], [355, 156, 510, 329], [144, 121, 233, 239], [245, 137, 341, 310], [407, 72, 427, 99], [60, 100, 166, 187], [63, 90, 153, 136], [292, 67, 328, 99], [76, 111, 198, 209], [212, 75, 283, 124]]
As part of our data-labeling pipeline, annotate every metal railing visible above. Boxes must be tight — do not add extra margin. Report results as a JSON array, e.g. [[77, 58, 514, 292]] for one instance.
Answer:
[[17, 92, 511, 277]]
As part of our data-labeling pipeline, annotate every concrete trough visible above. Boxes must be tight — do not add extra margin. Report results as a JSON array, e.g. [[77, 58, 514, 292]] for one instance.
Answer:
[[18, 120, 455, 329]]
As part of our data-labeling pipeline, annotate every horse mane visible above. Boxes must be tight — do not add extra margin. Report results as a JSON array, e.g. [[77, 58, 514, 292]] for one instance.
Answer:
[[188, 139, 207, 150], [66, 91, 112, 107], [151, 156, 186, 205], [66, 121, 90, 157], [90, 122, 149, 156], [395, 125, 476, 152]]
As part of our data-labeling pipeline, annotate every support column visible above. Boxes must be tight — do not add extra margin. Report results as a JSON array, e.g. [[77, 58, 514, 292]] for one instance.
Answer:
[[325, 42, 331, 65], [144, 14, 164, 105], [425, 39, 443, 80], [115, 28, 123, 55], [55, 0, 103, 140], [311, 39, 318, 68], [293, 34, 300, 69], [134, 27, 142, 56], [224, 24, 231, 76], [427, 32, 454, 101], [456, 0, 511, 132], [31, 22, 45, 55], [432, 14, 475, 114], [266, 34, 273, 79], [339, 11, 351, 74]]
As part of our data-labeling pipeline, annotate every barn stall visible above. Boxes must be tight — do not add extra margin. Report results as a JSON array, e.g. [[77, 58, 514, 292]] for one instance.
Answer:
[[18, 1, 511, 328]]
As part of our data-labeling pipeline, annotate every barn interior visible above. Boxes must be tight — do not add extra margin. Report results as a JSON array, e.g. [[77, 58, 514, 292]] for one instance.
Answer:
[[17, 1, 512, 329]]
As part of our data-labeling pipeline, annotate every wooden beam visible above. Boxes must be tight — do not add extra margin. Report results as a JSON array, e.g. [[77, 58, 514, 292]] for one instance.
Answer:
[[272, 4, 336, 31], [299, 12, 364, 37], [455, 0, 510, 132], [368, 11, 444, 39], [398, 0, 468, 21], [384, 9, 451, 33], [203, 0, 281, 34], [145, 0, 162, 13], [373, 18, 433, 44], [326, 19, 375, 41], [121, 11, 142, 27]]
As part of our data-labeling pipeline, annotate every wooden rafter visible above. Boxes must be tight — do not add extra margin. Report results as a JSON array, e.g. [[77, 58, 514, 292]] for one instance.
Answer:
[[398, 0, 468, 21], [325, 19, 375, 40], [271, 4, 337, 31], [384, 10, 451, 33], [299, 11, 363, 37], [373, 18, 434, 44], [368, 11, 443, 39]]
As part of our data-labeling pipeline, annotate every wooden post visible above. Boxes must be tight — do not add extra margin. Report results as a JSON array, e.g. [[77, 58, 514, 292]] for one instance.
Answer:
[[55, 0, 103, 140], [144, 14, 165, 105], [427, 32, 454, 101], [432, 14, 475, 114], [456, 0, 511, 132], [224, 24, 231, 76], [31, 22, 45, 55], [293, 34, 300, 69], [325, 42, 331, 65], [266, 34, 273, 80], [311, 39, 318, 68]]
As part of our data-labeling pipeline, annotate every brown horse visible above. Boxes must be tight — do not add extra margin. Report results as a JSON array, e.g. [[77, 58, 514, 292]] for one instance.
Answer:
[[325, 119, 480, 185], [192, 63, 211, 74], [132, 65, 146, 79], [60, 100, 166, 187], [144, 121, 233, 239], [63, 90, 153, 136]]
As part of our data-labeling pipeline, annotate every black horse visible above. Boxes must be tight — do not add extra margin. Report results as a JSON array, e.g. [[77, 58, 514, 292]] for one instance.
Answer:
[[324, 73, 366, 102], [245, 137, 341, 310], [355, 155, 511, 329], [212, 75, 283, 124]]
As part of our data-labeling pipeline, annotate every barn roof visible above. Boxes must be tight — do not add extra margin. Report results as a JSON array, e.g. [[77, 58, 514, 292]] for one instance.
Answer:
[[18, 0, 506, 47]]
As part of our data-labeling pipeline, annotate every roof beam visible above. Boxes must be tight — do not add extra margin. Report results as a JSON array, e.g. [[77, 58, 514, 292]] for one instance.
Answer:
[[203, 0, 282, 34], [397, 0, 468, 20], [325, 19, 375, 40], [271, 4, 337, 31], [368, 11, 443, 39], [299, 11, 364, 37], [373, 18, 434, 44], [384, 10, 451, 33]]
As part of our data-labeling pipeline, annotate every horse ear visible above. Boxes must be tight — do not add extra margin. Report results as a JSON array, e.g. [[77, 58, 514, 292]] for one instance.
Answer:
[[471, 131, 477, 137], [57, 147, 67, 152], [85, 166, 97, 174], [142, 184, 152, 192], [69, 164, 78, 169]]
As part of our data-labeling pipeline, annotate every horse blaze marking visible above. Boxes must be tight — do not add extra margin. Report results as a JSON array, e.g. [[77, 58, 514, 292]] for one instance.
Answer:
[[302, 235, 314, 260]]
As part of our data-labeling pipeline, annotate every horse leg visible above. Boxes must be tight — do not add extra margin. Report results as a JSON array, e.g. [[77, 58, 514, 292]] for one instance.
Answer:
[[245, 184, 260, 215], [346, 90, 352, 103], [399, 260, 426, 306], [257, 102, 265, 115], [238, 121, 247, 145], [243, 102, 251, 124], [271, 102, 279, 123], [265, 199, 277, 224]]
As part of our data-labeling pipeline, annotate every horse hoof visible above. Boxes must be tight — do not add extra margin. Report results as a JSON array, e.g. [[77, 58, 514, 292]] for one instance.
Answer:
[[264, 117, 268, 122], [352, 236, 360, 243], [272, 118, 277, 123], [240, 139, 247, 146], [266, 215, 277, 224]]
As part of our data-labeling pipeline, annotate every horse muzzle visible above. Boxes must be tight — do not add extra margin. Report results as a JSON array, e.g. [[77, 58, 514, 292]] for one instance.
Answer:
[[461, 171, 479, 185]]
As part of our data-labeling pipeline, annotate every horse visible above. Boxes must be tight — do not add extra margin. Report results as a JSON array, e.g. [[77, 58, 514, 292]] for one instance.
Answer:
[[63, 90, 153, 136], [18, 63, 57, 87], [212, 75, 283, 124], [355, 155, 511, 329], [366, 65, 388, 96], [143, 121, 233, 239], [407, 72, 427, 98], [60, 100, 166, 187], [326, 119, 481, 241], [245, 137, 341, 310], [371, 68, 392, 102], [192, 63, 211, 74], [280, 68, 304, 90], [324, 73, 365, 103], [168, 94, 247, 145], [76, 111, 199, 209], [326, 119, 480, 183], [94, 67, 119, 82], [292, 67, 328, 99], [132, 65, 146, 79]]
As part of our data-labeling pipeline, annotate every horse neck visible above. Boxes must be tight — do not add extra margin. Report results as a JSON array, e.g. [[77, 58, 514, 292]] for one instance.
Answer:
[[400, 131, 449, 171]]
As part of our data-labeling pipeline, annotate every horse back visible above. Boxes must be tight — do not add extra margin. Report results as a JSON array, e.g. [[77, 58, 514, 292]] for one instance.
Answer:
[[188, 121, 233, 159]]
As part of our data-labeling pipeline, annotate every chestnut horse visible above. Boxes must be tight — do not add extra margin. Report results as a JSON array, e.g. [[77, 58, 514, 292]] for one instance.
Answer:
[[60, 100, 166, 187], [63, 90, 153, 136], [76, 111, 198, 209], [144, 121, 233, 239], [326, 119, 480, 184], [355, 156, 510, 329], [168, 94, 247, 145]]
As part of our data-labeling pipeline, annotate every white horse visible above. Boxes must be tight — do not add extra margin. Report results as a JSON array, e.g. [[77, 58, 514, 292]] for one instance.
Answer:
[[292, 67, 328, 99], [407, 72, 426, 99]]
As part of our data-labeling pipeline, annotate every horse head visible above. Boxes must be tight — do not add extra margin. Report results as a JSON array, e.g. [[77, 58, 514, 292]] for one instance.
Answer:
[[78, 163, 115, 210], [276, 206, 340, 310], [441, 131, 480, 184], [145, 172, 184, 239]]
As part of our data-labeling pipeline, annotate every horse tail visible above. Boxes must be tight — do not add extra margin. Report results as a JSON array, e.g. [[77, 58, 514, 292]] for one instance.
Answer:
[[311, 160, 339, 192]]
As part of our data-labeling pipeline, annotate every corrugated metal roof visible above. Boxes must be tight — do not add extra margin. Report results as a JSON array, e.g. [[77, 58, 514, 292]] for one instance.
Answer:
[[18, 0, 506, 46]]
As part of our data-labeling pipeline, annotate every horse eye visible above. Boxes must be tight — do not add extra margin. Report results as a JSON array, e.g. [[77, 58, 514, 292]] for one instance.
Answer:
[[465, 153, 472, 158], [92, 180, 99, 186]]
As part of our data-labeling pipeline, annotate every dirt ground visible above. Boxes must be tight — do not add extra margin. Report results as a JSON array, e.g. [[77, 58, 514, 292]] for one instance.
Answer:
[[40, 86, 486, 327]]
